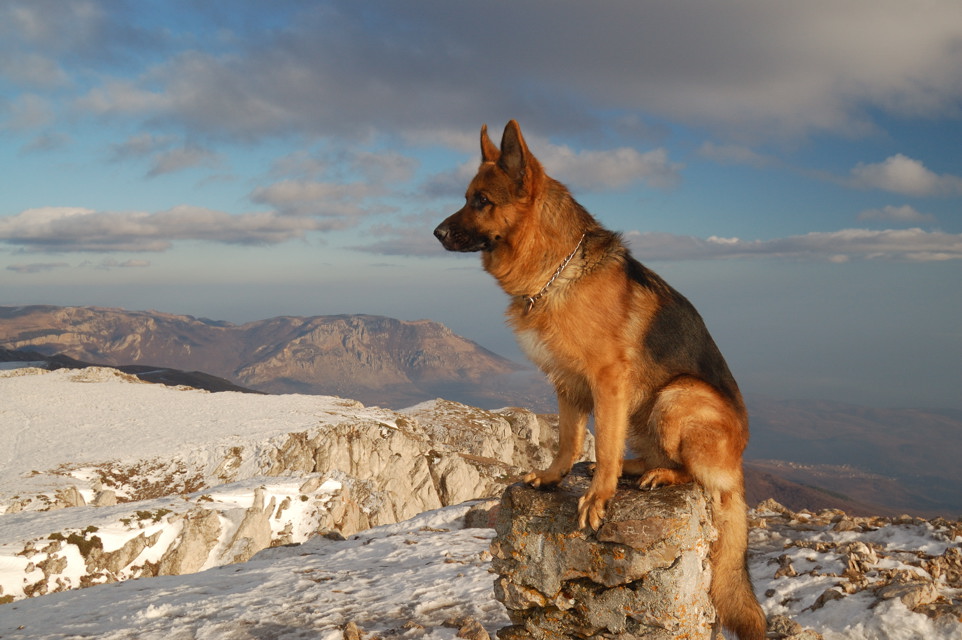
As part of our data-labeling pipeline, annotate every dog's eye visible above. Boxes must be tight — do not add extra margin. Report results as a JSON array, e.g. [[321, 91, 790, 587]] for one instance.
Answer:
[[472, 193, 492, 209]]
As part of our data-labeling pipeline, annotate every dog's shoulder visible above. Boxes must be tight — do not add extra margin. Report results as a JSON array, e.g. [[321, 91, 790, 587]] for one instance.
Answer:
[[585, 230, 666, 293]]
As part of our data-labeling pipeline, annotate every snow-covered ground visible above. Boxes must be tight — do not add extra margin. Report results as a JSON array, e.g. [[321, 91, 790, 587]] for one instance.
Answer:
[[1, 365, 960, 639], [2, 501, 960, 640], [1, 366, 397, 510], [0, 502, 508, 640]]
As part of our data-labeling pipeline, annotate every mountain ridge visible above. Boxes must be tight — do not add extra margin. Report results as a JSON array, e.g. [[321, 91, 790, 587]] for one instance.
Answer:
[[0, 305, 528, 408]]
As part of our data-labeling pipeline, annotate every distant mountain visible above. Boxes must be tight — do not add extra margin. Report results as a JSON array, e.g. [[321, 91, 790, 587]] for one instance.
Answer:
[[0, 305, 527, 409]]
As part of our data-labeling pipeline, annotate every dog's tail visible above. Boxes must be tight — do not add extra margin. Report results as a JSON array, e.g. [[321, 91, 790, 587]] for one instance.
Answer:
[[710, 489, 767, 640]]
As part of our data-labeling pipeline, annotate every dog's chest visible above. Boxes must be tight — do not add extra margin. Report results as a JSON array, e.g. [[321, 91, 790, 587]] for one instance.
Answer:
[[516, 329, 559, 372]]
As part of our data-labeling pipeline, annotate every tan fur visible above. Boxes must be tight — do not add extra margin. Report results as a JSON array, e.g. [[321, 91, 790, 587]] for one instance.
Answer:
[[434, 121, 766, 640]]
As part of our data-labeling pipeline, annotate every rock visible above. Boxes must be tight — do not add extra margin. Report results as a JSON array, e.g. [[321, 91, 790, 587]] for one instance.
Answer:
[[491, 463, 716, 640], [92, 490, 117, 507], [926, 546, 962, 587], [774, 554, 798, 578], [222, 487, 276, 564], [809, 588, 845, 611], [446, 616, 492, 640], [464, 499, 500, 529], [343, 621, 364, 640], [876, 582, 940, 610], [86, 532, 151, 574], [157, 509, 223, 575], [767, 614, 802, 636], [54, 486, 86, 509]]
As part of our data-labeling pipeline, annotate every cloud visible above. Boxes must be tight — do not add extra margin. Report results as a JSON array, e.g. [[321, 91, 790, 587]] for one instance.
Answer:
[[63, 1, 962, 143], [107, 133, 177, 162], [697, 142, 777, 168], [88, 258, 152, 270], [0, 1, 168, 74], [19, 131, 71, 154], [539, 145, 682, 190], [625, 228, 962, 262], [147, 145, 220, 177], [347, 150, 419, 184], [0, 206, 324, 253], [0, 93, 54, 131], [249, 180, 386, 223], [352, 223, 447, 257], [6, 262, 70, 274], [847, 154, 962, 196], [105, 134, 219, 177], [269, 148, 419, 185], [857, 205, 937, 224], [0, 52, 67, 89]]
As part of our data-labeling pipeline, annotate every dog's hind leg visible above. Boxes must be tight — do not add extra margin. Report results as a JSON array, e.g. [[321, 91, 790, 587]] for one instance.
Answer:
[[636, 376, 745, 493], [641, 377, 765, 640], [523, 393, 588, 488]]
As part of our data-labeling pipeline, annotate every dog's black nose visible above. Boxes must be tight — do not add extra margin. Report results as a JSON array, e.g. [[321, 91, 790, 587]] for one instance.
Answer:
[[433, 225, 449, 242]]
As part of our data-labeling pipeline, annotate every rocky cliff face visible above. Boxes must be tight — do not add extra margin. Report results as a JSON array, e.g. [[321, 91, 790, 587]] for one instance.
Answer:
[[0, 305, 526, 408]]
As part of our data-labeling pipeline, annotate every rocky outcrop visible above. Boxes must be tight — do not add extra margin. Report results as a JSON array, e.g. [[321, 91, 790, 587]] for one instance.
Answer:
[[1, 393, 594, 602], [491, 464, 717, 640]]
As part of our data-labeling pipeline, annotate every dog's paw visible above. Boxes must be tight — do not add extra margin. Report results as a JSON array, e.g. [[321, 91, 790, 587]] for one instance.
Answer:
[[638, 468, 692, 490], [523, 469, 563, 488], [577, 491, 608, 530]]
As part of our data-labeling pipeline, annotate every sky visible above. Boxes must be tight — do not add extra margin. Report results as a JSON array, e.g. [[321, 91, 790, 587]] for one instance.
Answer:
[[1, 0, 960, 410]]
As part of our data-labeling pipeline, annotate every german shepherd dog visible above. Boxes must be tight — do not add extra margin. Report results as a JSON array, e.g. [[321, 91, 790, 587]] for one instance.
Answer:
[[434, 121, 766, 640]]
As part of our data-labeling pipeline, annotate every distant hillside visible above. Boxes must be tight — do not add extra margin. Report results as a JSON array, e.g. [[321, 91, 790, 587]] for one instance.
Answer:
[[746, 397, 962, 517], [0, 347, 259, 394], [0, 305, 527, 409]]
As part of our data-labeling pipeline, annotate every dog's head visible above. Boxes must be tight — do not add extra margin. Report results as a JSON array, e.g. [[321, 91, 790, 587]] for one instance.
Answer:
[[433, 120, 542, 253]]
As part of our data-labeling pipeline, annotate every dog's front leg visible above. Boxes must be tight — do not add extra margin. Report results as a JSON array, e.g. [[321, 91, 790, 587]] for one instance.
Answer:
[[578, 368, 628, 529], [523, 394, 588, 488]]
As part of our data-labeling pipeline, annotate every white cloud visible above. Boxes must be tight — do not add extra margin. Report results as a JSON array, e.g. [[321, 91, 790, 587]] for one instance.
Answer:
[[0, 206, 324, 253], [540, 145, 682, 190], [857, 205, 937, 224], [249, 180, 385, 221], [625, 228, 962, 262], [848, 154, 962, 196]]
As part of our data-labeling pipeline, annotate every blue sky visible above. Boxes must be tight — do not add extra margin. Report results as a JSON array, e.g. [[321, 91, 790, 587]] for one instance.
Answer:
[[1, 0, 960, 409]]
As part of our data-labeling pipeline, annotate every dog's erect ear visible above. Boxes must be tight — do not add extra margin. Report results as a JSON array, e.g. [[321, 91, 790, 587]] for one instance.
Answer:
[[480, 124, 499, 163], [498, 120, 529, 186]]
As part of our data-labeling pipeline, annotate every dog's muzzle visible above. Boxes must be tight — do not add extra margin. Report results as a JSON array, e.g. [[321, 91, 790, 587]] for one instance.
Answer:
[[433, 222, 490, 252]]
